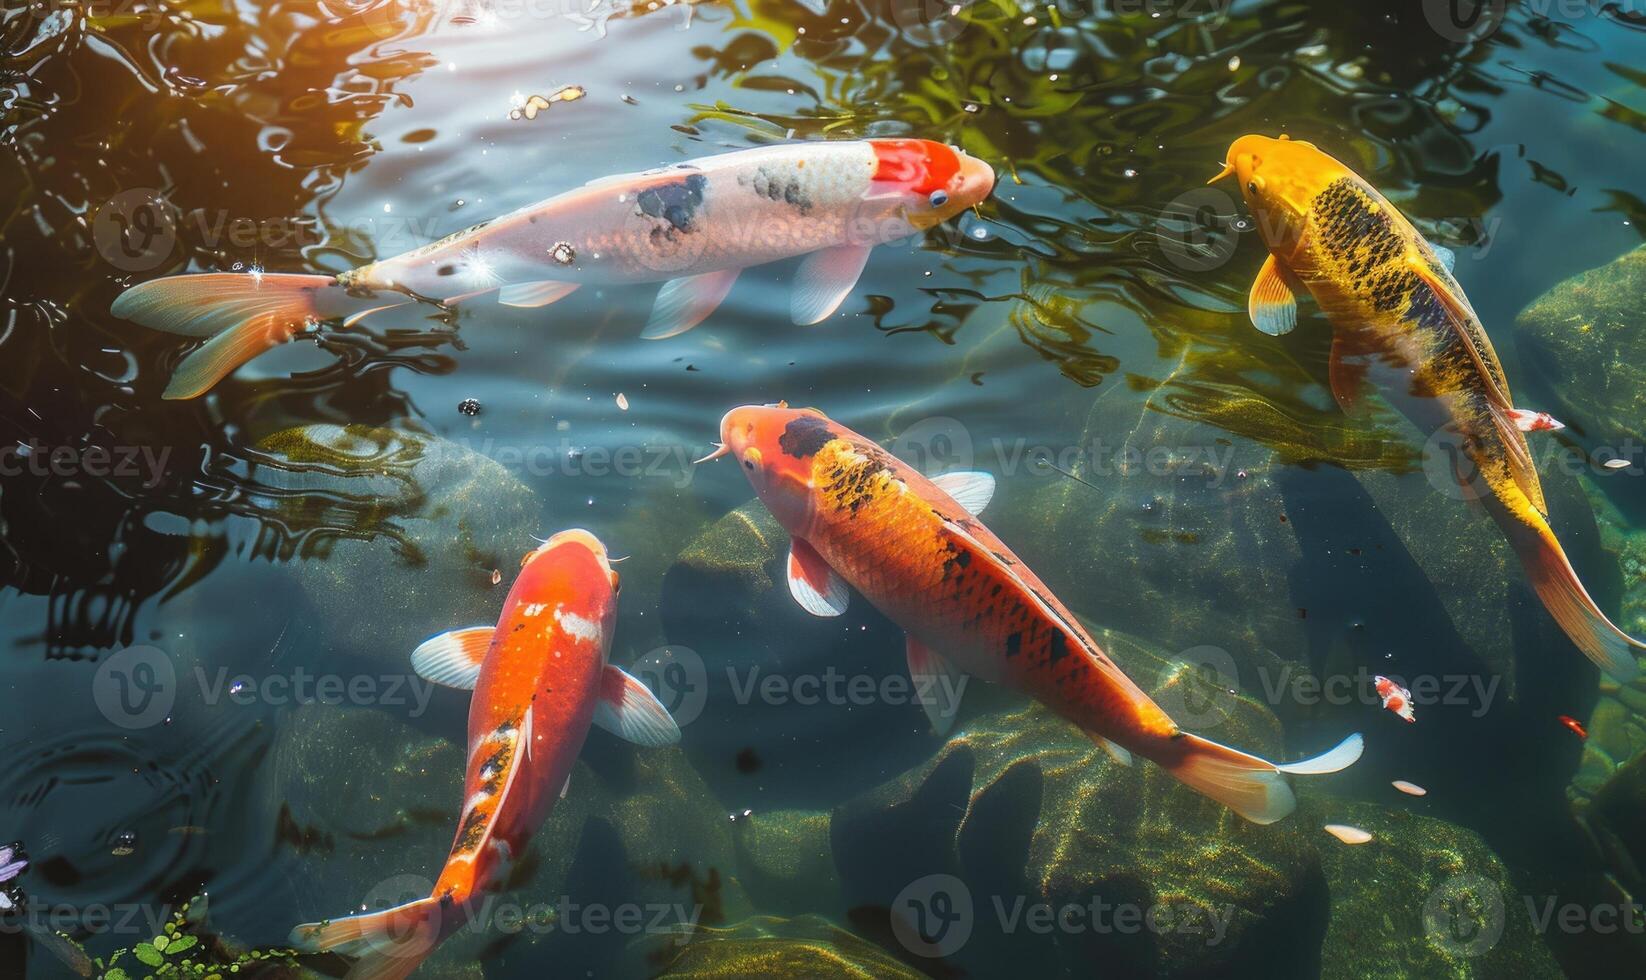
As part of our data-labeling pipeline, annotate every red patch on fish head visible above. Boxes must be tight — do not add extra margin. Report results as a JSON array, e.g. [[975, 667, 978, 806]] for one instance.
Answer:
[[869, 139, 962, 195]]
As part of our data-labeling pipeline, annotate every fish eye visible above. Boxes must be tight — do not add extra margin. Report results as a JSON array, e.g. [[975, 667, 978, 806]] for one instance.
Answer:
[[929, 190, 949, 208], [744, 458, 755, 470], [1247, 181, 1258, 194]]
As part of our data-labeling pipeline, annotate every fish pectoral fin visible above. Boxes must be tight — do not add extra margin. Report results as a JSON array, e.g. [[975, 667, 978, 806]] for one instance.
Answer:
[[1488, 401, 1550, 515], [641, 269, 740, 339], [410, 626, 495, 690], [1327, 334, 1371, 416], [593, 665, 681, 747], [1247, 253, 1299, 336], [905, 635, 967, 736], [791, 243, 873, 325], [497, 281, 580, 308], [929, 470, 996, 516], [787, 537, 850, 616]]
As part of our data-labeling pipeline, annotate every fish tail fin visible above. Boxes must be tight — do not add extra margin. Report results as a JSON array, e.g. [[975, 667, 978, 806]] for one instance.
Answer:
[[1160, 732, 1364, 825], [1502, 500, 1644, 683], [110, 272, 406, 399], [289, 896, 446, 980]]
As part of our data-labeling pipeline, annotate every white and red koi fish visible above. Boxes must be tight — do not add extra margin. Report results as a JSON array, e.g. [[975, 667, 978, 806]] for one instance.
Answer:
[[1215, 134, 1641, 683], [289, 529, 679, 980], [111, 140, 995, 398], [701, 404, 1362, 824], [1374, 675, 1414, 723]]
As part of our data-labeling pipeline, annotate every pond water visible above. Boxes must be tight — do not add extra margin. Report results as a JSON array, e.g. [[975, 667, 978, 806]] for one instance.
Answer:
[[3, 0, 1645, 977]]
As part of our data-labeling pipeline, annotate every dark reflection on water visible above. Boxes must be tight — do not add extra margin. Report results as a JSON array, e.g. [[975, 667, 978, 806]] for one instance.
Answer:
[[3, 0, 1645, 976]]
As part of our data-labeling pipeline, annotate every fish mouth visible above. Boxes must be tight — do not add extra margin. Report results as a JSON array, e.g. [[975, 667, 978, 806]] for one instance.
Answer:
[[531, 528, 611, 570]]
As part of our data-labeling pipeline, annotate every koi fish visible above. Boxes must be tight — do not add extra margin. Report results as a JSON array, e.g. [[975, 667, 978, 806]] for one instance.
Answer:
[[1214, 135, 1642, 683], [290, 529, 679, 980], [1557, 714, 1588, 740], [1374, 675, 1414, 723], [111, 140, 995, 398], [700, 404, 1362, 824]]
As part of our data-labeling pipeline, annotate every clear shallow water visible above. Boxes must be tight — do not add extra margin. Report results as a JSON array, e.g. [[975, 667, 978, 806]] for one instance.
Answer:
[[2, 1, 1646, 977]]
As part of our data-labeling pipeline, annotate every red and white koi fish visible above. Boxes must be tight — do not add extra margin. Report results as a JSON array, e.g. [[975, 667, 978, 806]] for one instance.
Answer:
[[1374, 675, 1414, 723], [289, 529, 679, 980], [701, 404, 1362, 824], [111, 140, 995, 398]]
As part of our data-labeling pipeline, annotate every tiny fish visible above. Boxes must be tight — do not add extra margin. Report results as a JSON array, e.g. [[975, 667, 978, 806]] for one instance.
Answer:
[[1216, 134, 1643, 685], [1391, 780, 1427, 796], [112, 140, 995, 398], [702, 403, 1362, 824], [616, 392, 629, 411], [1324, 824, 1374, 845], [290, 530, 679, 977], [1375, 675, 1415, 723], [1558, 714, 1588, 739]]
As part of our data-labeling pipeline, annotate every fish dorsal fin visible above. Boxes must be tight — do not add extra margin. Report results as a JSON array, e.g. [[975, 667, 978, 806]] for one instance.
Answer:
[[1405, 257, 1547, 514], [592, 665, 681, 746], [929, 470, 996, 515], [787, 536, 850, 616], [1248, 253, 1299, 336], [905, 635, 966, 736], [410, 626, 494, 690]]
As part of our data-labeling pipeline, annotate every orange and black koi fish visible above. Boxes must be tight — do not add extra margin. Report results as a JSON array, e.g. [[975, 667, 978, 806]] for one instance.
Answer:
[[702, 404, 1362, 824], [289, 529, 679, 980], [1214, 134, 1641, 683]]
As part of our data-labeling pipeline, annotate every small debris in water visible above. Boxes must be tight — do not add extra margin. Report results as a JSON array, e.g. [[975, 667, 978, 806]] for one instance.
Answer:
[[510, 85, 586, 121], [616, 393, 629, 411], [1392, 780, 1427, 797], [1602, 457, 1630, 470], [458, 398, 482, 417], [1323, 824, 1373, 845], [621, 94, 639, 105], [1558, 714, 1588, 739], [111, 830, 138, 857], [1228, 55, 1241, 71], [550, 241, 576, 265], [491, 569, 503, 585]]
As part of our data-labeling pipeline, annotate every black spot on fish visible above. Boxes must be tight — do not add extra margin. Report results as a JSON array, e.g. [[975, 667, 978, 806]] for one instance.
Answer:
[[779, 416, 836, 458], [1005, 631, 1023, 658], [437, 264, 457, 276], [741, 166, 813, 215], [637, 172, 707, 233], [942, 545, 972, 577], [1046, 630, 1069, 665]]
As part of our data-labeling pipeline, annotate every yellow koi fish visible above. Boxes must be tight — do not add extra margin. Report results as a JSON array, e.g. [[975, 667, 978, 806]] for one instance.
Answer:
[[1214, 134, 1641, 682]]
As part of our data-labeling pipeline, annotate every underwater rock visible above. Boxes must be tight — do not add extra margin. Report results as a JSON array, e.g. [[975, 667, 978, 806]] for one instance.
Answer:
[[639, 913, 923, 979], [1306, 800, 1563, 979], [828, 627, 1326, 978], [1515, 244, 1646, 450], [730, 809, 840, 916], [259, 702, 751, 975], [250, 424, 540, 666]]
